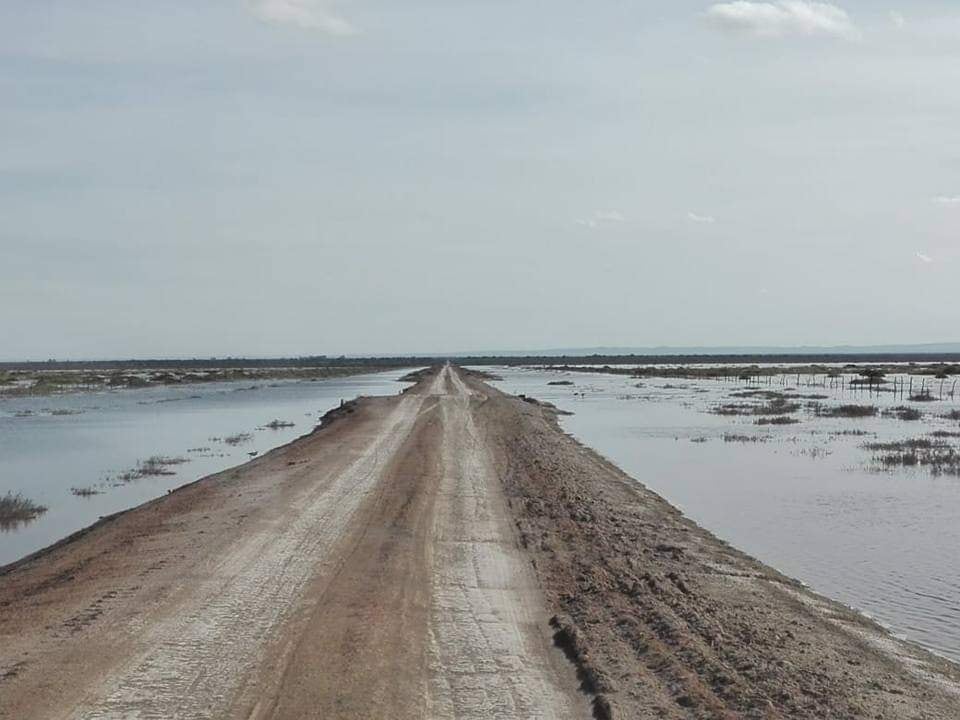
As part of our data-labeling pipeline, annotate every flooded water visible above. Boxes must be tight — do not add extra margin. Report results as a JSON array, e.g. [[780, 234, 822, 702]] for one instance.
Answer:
[[0, 369, 415, 566], [482, 366, 960, 665]]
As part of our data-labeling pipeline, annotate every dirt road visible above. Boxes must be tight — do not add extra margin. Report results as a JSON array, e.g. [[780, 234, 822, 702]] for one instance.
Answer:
[[2, 365, 960, 719]]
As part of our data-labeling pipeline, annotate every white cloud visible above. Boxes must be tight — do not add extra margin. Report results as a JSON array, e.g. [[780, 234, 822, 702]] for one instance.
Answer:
[[705, 1, 860, 40], [933, 195, 960, 205], [595, 210, 625, 222], [688, 211, 717, 224], [889, 10, 905, 28], [916, 251, 933, 264], [576, 210, 626, 228], [249, 0, 356, 36]]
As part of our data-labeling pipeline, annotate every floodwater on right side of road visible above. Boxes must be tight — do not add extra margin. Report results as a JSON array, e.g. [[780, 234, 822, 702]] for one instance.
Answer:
[[481, 365, 960, 666]]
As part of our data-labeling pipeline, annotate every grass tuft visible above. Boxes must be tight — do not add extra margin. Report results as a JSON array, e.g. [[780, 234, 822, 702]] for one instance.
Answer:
[[70, 486, 102, 497], [0, 492, 48, 528], [883, 406, 923, 421], [815, 404, 878, 418]]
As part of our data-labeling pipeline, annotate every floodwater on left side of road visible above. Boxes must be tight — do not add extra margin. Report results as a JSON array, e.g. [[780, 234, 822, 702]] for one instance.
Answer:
[[0, 368, 417, 566]]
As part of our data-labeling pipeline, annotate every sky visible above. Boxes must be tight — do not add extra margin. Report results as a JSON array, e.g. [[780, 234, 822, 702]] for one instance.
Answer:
[[1, 0, 958, 359]]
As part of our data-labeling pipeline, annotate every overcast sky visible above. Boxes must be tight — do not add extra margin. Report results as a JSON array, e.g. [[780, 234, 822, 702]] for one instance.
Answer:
[[2, 1, 958, 358]]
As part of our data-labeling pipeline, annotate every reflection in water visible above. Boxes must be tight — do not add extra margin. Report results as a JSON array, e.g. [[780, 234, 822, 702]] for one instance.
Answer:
[[483, 365, 960, 665], [0, 369, 414, 565], [0, 492, 48, 532]]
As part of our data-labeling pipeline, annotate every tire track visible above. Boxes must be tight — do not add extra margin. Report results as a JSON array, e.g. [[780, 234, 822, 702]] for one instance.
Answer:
[[425, 368, 580, 719], [69, 395, 423, 720]]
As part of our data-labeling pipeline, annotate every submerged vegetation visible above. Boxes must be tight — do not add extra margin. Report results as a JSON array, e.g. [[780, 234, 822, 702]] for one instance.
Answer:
[[713, 397, 801, 417], [883, 406, 923, 421], [723, 434, 769, 443], [814, 404, 878, 418], [70, 486, 102, 497], [116, 456, 190, 482], [865, 438, 960, 476], [0, 492, 48, 529], [755, 416, 800, 426]]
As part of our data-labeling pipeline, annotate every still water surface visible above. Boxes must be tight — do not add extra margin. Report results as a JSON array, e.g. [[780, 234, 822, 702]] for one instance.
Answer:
[[0, 369, 414, 566], [483, 366, 960, 665]]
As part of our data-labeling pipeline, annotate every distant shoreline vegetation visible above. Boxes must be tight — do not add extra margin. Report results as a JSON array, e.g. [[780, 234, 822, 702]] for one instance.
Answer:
[[3, 352, 960, 398], [0, 365, 408, 398]]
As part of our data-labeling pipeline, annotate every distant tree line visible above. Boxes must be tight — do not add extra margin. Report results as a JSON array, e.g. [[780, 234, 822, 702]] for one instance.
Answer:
[[3, 352, 960, 372]]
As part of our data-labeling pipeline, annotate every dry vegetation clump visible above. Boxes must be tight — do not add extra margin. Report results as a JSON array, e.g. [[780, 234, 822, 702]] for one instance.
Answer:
[[755, 416, 800, 426], [883, 406, 923, 421], [865, 438, 960, 476], [263, 419, 295, 430], [942, 410, 960, 421], [849, 368, 887, 386], [814, 404, 878, 418], [70, 486, 101, 497], [909, 390, 937, 402], [714, 397, 801, 417], [723, 433, 769, 443], [222, 433, 254, 446], [0, 492, 48, 528], [729, 390, 786, 400], [117, 456, 189, 482], [865, 438, 942, 452]]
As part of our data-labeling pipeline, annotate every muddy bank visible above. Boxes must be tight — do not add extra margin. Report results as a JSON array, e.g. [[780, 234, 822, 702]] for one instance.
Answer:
[[469, 373, 960, 718]]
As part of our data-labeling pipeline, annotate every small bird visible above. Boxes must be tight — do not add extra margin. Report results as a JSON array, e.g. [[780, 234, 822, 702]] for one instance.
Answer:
[[248, 451, 258, 457]]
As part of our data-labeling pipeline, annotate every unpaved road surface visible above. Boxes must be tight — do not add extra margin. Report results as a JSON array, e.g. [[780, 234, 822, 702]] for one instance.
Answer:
[[2, 365, 960, 719]]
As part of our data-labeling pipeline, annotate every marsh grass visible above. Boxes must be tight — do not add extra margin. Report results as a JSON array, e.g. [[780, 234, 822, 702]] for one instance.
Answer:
[[814, 404, 878, 418], [864, 438, 943, 452], [70, 486, 102, 497], [723, 433, 769, 443], [714, 398, 801, 417], [0, 492, 48, 528], [882, 406, 923, 421], [117, 456, 190, 482], [222, 433, 253, 446], [755, 416, 800, 426], [264, 419, 295, 430], [865, 438, 960, 476]]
